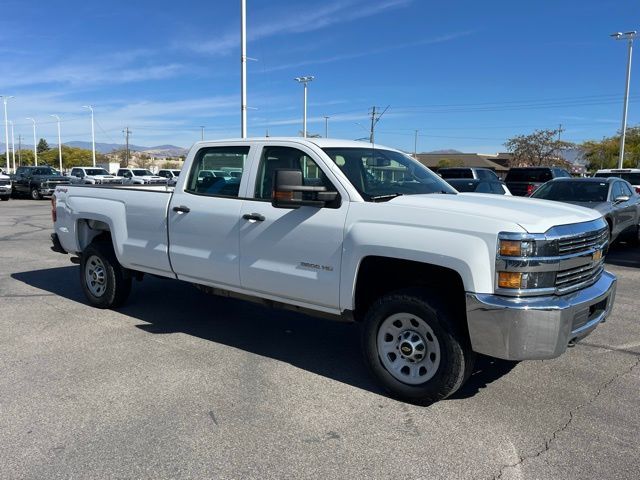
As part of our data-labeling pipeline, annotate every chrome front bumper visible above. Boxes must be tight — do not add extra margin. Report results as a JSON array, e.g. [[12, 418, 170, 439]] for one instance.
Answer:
[[466, 271, 617, 360]]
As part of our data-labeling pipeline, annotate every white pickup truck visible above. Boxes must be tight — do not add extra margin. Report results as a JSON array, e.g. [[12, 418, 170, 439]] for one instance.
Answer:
[[50, 138, 617, 404]]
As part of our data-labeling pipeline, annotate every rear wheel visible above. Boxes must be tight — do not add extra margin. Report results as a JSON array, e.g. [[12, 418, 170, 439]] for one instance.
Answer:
[[362, 289, 475, 405], [80, 241, 131, 308]]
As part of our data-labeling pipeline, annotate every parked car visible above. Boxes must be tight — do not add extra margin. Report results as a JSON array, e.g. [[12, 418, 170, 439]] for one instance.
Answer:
[[446, 178, 511, 195], [505, 167, 572, 196], [438, 167, 500, 181], [157, 169, 182, 186], [70, 167, 124, 185], [11, 165, 72, 199], [530, 177, 639, 246], [51, 138, 617, 405], [0, 171, 11, 201], [116, 168, 168, 185], [593, 168, 640, 194]]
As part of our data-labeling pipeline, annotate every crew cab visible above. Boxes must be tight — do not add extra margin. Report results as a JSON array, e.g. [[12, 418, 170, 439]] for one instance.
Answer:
[[594, 168, 640, 194], [12, 165, 71, 199], [116, 168, 167, 185], [69, 167, 124, 185], [51, 138, 617, 404], [157, 169, 182, 186]]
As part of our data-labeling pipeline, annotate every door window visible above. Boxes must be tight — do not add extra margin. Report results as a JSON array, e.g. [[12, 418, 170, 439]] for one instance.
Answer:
[[185, 146, 249, 198], [254, 146, 334, 200], [611, 182, 624, 200]]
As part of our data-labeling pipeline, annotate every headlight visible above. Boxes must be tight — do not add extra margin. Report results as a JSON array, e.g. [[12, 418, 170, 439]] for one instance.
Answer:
[[499, 239, 535, 257], [497, 271, 556, 290]]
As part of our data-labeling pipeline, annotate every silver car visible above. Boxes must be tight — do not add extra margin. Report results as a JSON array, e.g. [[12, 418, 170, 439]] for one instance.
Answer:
[[531, 177, 640, 246]]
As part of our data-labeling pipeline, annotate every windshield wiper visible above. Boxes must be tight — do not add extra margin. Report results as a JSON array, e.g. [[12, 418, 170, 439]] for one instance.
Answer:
[[370, 193, 404, 202]]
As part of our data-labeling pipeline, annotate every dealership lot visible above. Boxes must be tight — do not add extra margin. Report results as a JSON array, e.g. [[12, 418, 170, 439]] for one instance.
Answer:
[[1, 199, 639, 479]]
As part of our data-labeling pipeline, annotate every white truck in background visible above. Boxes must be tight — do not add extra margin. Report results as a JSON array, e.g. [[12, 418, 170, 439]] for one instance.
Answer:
[[50, 138, 617, 404]]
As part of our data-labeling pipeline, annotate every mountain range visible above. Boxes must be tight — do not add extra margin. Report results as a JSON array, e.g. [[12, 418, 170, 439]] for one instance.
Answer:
[[64, 141, 187, 157]]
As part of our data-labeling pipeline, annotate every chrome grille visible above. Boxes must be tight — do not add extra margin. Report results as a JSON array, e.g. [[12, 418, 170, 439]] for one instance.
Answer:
[[557, 228, 608, 255], [0, 179, 10, 186], [555, 260, 605, 294]]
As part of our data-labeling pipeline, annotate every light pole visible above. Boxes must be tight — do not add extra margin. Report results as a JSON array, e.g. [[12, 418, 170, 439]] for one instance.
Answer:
[[294, 76, 314, 138], [83, 105, 96, 167], [1, 95, 13, 173], [200, 126, 205, 141], [9, 120, 15, 172], [324, 116, 329, 138], [414, 129, 419, 158], [240, 0, 247, 138], [50, 115, 63, 173], [26, 117, 37, 166], [611, 31, 637, 169]]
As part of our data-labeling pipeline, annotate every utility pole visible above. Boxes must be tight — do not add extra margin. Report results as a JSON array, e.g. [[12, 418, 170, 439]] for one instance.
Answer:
[[50, 114, 63, 173], [558, 124, 563, 142], [611, 31, 637, 169], [295, 76, 314, 138], [83, 105, 96, 167], [10, 120, 15, 172], [368, 105, 389, 144], [123, 127, 131, 167], [200, 126, 205, 141], [324, 116, 329, 138], [240, 0, 247, 138], [18, 134, 22, 166], [1, 95, 13, 173], [26, 117, 37, 166], [414, 129, 419, 158]]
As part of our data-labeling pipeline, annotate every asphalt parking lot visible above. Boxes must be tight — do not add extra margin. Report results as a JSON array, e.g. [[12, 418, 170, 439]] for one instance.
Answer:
[[1, 199, 639, 480]]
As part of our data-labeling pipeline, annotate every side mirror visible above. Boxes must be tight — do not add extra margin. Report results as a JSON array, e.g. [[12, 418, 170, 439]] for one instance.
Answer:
[[614, 195, 630, 203], [271, 169, 338, 209]]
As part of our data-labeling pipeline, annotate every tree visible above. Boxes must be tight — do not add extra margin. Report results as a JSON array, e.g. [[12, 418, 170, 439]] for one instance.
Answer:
[[135, 153, 153, 169], [504, 128, 573, 167], [581, 126, 640, 171], [436, 158, 464, 168], [37, 138, 50, 154]]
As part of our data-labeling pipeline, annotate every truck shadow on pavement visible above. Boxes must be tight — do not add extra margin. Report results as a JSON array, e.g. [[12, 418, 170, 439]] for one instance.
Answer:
[[12, 265, 517, 403], [605, 243, 640, 269]]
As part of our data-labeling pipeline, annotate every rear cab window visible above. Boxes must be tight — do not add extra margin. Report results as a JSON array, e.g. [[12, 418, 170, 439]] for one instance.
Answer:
[[505, 168, 552, 182]]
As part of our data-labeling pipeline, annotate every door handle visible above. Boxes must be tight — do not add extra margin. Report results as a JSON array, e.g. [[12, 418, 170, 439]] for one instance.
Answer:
[[172, 205, 191, 213], [242, 213, 265, 222]]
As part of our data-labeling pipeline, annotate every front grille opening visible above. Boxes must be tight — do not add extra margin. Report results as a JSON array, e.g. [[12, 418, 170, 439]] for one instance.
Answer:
[[589, 298, 607, 319]]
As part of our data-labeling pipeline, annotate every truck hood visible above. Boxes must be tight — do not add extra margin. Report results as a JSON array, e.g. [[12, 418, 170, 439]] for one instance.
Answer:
[[389, 193, 601, 233], [89, 175, 119, 179], [34, 175, 72, 181]]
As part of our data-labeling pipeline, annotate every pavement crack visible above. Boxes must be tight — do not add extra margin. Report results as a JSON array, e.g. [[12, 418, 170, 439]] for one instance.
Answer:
[[489, 356, 640, 480]]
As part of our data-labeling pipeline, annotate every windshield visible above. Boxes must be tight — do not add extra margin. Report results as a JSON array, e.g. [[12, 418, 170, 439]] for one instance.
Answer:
[[85, 168, 109, 176], [594, 172, 640, 184], [532, 181, 609, 202], [33, 167, 59, 176], [322, 147, 456, 201], [505, 168, 552, 182], [447, 180, 479, 192], [132, 169, 153, 176]]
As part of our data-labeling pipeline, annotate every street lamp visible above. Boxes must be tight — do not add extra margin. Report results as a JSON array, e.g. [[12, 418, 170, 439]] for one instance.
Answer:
[[9, 120, 15, 172], [26, 117, 37, 166], [611, 30, 637, 169], [1, 95, 13, 173], [294, 76, 314, 138], [324, 116, 330, 138], [50, 115, 63, 173], [82, 105, 96, 167]]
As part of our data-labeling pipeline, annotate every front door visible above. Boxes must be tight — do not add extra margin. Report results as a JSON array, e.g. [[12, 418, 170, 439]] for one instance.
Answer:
[[168, 144, 252, 288], [239, 144, 348, 310]]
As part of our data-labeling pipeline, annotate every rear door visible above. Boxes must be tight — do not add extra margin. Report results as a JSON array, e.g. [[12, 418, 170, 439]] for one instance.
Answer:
[[168, 144, 253, 288], [238, 143, 348, 310], [613, 181, 638, 235]]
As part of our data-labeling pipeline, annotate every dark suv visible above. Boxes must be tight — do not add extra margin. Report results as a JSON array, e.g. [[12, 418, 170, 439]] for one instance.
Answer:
[[505, 167, 571, 196], [11, 166, 72, 200]]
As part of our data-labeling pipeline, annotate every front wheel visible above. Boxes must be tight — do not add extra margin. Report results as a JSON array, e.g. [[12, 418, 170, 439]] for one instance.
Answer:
[[80, 241, 132, 308], [362, 290, 475, 405], [30, 188, 41, 200], [0, 196, 8, 201]]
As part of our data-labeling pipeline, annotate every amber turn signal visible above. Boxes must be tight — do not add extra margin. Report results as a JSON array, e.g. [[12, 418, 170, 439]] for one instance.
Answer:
[[498, 271, 523, 289], [499, 240, 522, 256]]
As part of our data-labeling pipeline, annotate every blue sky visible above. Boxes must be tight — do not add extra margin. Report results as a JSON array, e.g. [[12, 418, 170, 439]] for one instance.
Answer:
[[1, 0, 639, 152]]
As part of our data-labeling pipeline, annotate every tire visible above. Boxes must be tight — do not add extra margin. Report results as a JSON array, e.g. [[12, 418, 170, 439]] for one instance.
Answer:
[[80, 241, 132, 309], [629, 224, 640, 248], [0, 196, 8, 201], [30, 188, 41, 200], [362, 289, 475, 405]]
